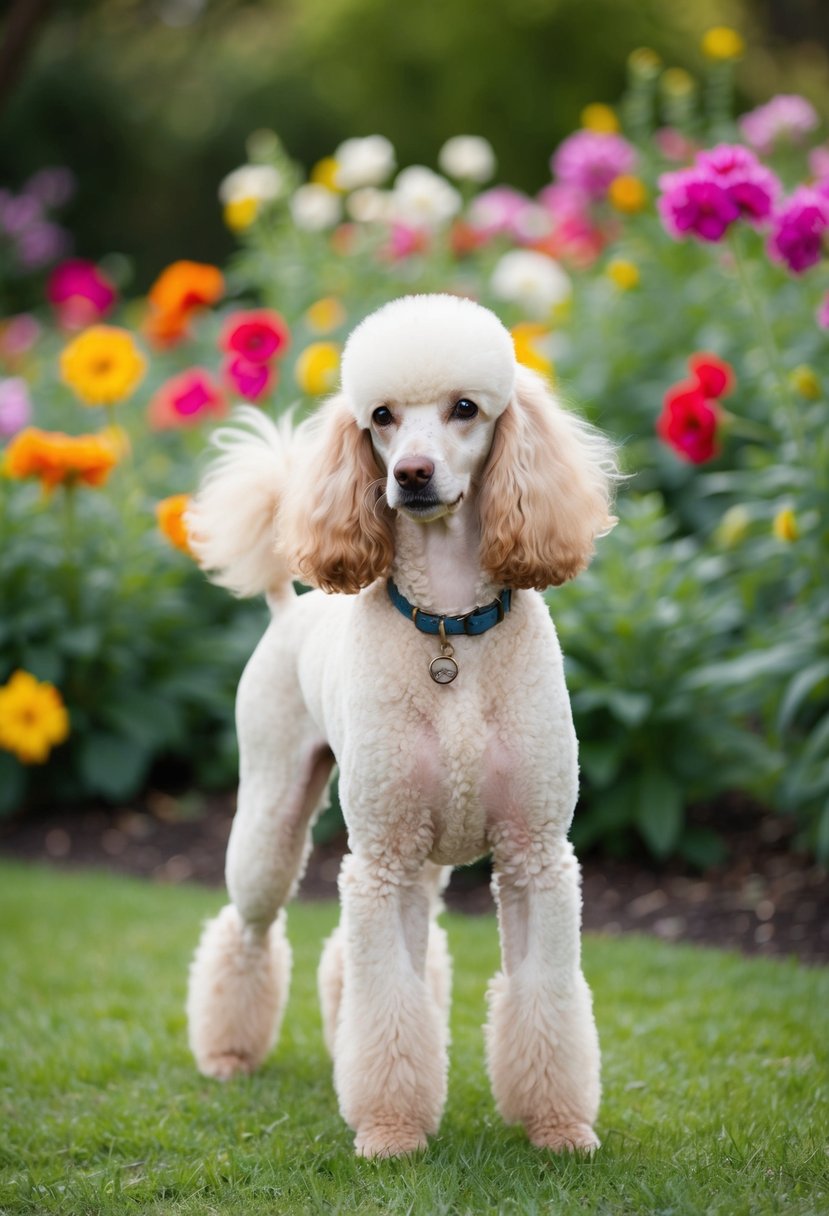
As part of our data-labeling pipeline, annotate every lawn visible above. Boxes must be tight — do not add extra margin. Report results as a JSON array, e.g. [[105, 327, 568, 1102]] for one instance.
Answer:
[[0, 861, 826, 1215]]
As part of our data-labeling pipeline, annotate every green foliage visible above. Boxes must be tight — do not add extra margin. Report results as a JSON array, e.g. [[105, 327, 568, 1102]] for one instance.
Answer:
[[1, 863, 828, 1215]]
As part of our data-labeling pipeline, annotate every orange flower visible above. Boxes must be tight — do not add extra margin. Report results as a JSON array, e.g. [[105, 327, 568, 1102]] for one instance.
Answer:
[[144, 261, 224, 346], [156, 493, 193, 554], [3, 427, 119, 490]]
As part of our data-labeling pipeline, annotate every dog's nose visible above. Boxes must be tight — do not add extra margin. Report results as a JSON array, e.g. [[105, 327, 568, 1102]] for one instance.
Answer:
[[393, 456, 435, 489]]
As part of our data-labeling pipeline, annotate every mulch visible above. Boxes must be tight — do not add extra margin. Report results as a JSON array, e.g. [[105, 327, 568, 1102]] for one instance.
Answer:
[[1, 792, 826, 966]]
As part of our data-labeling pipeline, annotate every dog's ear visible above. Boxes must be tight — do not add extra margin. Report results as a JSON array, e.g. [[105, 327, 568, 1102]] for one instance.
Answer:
[[478, 365, 618, 590], [280, 394, 395, 594]]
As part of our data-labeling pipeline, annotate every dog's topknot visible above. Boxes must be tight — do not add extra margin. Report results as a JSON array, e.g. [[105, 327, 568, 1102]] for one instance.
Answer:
[[340, 293, 516, 428]]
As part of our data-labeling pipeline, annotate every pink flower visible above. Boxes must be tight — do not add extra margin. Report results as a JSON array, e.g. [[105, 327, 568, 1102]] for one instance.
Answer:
[[695, 145, 781, 225], [654, 127, 697, 162], [767, 187, 829, 274], [0, 377, 32, 438], [223, 354, 276, 401], [817, 294, 829, 329], [148, 368, 227, 430], [468, 186, 533, 238], [219, 309, 290, 365], [808, 145, 829, 183], [739, 95, 819, 156], [551, 130, 637, 201], [47, 259, 117, 329], [0, 314, 40, 360], [658, 167, 740, 242]]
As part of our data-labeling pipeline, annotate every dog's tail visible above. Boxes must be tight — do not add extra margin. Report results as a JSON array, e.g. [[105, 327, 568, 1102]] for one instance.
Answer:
[[186, 406, 294, 602]]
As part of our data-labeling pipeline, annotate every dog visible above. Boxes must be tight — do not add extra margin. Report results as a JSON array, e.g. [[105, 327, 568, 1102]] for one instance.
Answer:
[[185, 292, 618, 1158]]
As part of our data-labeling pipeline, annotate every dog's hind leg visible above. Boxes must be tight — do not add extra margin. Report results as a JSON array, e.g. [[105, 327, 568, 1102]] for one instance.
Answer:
[[187, 629, 335, 1080]]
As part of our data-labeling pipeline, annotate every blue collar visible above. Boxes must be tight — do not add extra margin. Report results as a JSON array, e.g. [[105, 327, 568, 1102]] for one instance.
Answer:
[[386, 579, 512, 637]]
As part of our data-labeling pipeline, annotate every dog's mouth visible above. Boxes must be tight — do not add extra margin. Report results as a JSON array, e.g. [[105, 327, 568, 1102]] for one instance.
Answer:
[[396, 492, 464, 520]]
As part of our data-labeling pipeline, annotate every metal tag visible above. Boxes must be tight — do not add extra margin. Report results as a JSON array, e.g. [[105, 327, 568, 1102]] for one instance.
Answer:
[[430, 654, 459, 684]]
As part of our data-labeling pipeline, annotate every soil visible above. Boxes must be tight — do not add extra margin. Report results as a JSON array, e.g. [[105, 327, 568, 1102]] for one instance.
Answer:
[[1, 792, 826, 966]]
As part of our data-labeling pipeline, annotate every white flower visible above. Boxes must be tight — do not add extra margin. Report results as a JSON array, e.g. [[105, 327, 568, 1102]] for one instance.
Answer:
[[218, 164, 284, 205], [346, 187, 394, 224], [390, 166, 462, 228], [290, 183, 341, 231], [334, 136, 396, 190], [490, 250, 572, 315], [438, 135, 496, 183]]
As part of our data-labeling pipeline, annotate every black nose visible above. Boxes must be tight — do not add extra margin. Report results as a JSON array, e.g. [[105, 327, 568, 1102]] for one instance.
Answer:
[[394, 456, 435, 489]]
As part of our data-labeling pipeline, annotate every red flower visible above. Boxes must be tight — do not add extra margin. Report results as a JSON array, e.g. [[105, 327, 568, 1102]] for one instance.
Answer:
[[219, 309, 290, 365], [657, 382, 722, 464], [688, 352, 735, 399], [148, 368, 227, 430]]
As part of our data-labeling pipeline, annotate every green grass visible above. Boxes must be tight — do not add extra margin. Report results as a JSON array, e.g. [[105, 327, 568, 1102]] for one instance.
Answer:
[[0, 862, 827, 1215]]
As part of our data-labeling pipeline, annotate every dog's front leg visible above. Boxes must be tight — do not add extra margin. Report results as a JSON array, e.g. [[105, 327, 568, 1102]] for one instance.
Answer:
[[485, 833, 601, 1152], [333, 853, 449, 1158]]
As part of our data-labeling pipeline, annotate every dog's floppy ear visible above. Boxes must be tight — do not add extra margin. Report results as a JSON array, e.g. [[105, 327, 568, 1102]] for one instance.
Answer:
[[478, 365, 618, 590], [279, 394, 395, 594]]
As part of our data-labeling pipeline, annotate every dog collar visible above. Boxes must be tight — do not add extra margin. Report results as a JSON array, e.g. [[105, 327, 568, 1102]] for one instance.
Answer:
[[386, 579, 512, 685]]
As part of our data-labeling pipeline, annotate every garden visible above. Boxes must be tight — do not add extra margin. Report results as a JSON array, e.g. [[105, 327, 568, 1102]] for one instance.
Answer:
[[1, 7, 828, 1213]]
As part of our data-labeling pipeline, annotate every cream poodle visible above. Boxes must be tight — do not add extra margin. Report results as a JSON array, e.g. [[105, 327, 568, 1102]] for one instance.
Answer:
[[185, 293, 618, 1158]]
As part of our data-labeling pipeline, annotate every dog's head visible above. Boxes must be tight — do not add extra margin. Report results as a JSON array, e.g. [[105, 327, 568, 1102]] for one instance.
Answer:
[[282, 293, 618, 594]]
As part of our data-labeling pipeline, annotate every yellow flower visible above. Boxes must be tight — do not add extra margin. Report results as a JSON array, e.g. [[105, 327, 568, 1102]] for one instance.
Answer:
[[628, 47, 662, 78], [608, 175, 648, 215], [702, 27, 745, 61], [60, 326, 146, 406], [311, 157, 341, 191], [773, 507, 799, 542], [661, 68, 695, 97], [715, 505, 750, 548], [305, 297, 346, 334], [295, 342, 341, 395], [606, 258, 640, 290], [156, 494, 192, 555], [580, 104, 619, 134], [511, 323, 554, 378], [223, 197, 259, 232], [0, 670, 70, 765], [790, 365, 820, 400]]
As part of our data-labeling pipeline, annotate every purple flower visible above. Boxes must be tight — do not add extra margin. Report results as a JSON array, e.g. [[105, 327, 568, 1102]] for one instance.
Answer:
[[694, 144, 781, 225], [23, 167, 75, 209], [551, 130, 637, 201], [739, 95, 820, 156], [0, 378, 33, 438], [658, 166, 740, 242], [767, 186, 829, 274]]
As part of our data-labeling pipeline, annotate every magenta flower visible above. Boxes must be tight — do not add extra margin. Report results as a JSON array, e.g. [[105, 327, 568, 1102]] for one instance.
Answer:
[[696, 145, 781, 225], [767, 187, 829, 274], [739, 95, 819, 156], [223, 354, 276, 401], [47, 259, 117, 329], [551, 130, 637, 201], [219, 309, 290, 365], [0, 377, 33, 438], [148, 368, 227, 430], [658, 167, 740, 242]]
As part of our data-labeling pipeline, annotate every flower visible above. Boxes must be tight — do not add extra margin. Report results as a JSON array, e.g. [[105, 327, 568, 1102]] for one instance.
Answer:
[[511, 323, 554, 377], [438, 136, 496, 183], [47, 259, 116, 329], [345, 187, 393, 224], [772, 506, 799, 542], [767, 187, 829, 274], [551, 130, 637, 201], [0, 377, 33, 437], [156, 494, 192, 555], [716, 505, 751, 547], [0, 314, 40, 361], [3, 427, 119, 489], [608, 175, 647, 214], [223, 197, 259, 232], [311, 157, 341, 191], [145, 261, 224, 346], [790, 365, 820, 400], [657, 383, 722, 463], [295, 342, 340, 395], [389, 166, 462, 228], [701, 26, 745, 60], [628, 47, 662, 77], [0, 670, 70, 764], [657, 166, 740, 242], [688, 352, 735, 399], [606, 258, 640, 290], [305, 297, 346, 333], [468, 186, 542, 241], [333, 136, 396, 190], [223, 355, 276, 402], [490, 250, 572, 316], [219, 310, 290, 365], [218, 164, 284, 227], [60, 326, 146, 406], [290, 183, 342, 231], [147, 368, 227, 430], [580, 104, 620, 134], [694, 145, 781, 226], [739, 95, 820, 156]]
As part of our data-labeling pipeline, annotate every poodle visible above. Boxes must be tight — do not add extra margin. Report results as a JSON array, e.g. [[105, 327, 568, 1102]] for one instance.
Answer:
[[185, 292, 618, 1159]]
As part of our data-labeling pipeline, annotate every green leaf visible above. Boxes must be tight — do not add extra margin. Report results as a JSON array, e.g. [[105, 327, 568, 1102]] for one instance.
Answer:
[[0, 753, 26, 816], [634, 766, 684, 859], [60, 624, 103, 659], [777, 661, 829, 735], [77, 733, 151, 801]]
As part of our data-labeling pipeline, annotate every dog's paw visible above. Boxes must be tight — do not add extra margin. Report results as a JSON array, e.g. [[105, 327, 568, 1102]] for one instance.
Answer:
[[527, 1120, 600, 1153], [198, 1050, 258, 1081], [354, 1118, 428, 1159]]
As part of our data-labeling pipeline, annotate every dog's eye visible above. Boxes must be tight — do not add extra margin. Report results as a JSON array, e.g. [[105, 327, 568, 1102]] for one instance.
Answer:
[[451, 398, 479, 420], [372, 406, 394, 428]]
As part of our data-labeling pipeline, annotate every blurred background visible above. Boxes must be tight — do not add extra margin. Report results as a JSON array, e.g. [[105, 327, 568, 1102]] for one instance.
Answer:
[[2, 0, 829, 287]]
